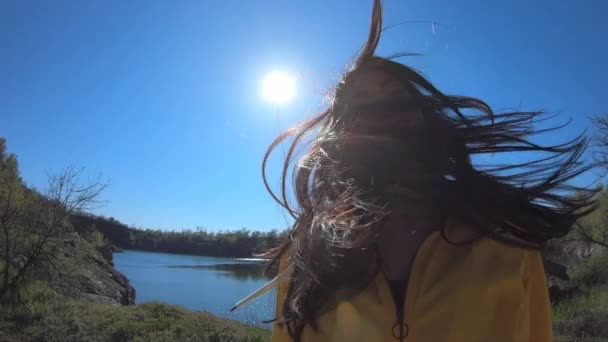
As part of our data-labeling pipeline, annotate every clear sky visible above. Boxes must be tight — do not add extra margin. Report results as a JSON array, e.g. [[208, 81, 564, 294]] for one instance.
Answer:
[[1, 0, 606, 231]]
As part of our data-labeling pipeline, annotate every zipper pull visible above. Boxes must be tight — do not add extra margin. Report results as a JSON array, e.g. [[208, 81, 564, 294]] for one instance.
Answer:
[[392, 321, 409, 341]]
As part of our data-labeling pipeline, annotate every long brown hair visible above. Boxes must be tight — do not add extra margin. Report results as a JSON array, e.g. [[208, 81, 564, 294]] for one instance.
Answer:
[[261, 0, 598, 339]]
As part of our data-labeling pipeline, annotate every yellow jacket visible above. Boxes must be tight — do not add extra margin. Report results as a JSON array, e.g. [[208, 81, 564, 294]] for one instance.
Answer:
[[271, 222, 553, 342]]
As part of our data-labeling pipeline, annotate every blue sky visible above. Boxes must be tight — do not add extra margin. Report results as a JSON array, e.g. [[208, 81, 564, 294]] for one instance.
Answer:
[[1, 0, 606, 231]]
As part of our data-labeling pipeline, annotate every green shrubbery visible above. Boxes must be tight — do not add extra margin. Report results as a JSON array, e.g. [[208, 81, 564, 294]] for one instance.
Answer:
[[0, 282, 270, 342], [92, 229, 106, 247], [553, 286, 608, 341], [554, 286, 608, 321], [553, 251, 608, 341], [571, 252, 608, 288]]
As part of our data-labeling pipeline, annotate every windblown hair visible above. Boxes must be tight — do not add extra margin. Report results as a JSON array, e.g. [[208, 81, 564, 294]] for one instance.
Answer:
[[261, 0, 598, 340]]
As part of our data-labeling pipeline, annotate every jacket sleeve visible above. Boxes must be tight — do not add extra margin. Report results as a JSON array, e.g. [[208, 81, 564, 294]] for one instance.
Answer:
[[521, 250, 554, 342], [271, 253, 292, 342]]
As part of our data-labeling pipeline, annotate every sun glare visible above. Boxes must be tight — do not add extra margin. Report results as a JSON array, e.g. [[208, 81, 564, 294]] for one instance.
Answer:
[[262, 71, 295, 104]]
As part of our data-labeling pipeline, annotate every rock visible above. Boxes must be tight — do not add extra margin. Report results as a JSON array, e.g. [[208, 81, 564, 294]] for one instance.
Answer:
[[544, 259, 570, 280], [544, 238, 603, 267], [111, 245, 124, 253], [542, 247, 581, 303], [113, 270, 136, 305], [548, 276, 579, 302], [96, 244, 114, 266], [84, 293, 121, 306], [31, 236, 136, 305], [10, 254, 27, 269]]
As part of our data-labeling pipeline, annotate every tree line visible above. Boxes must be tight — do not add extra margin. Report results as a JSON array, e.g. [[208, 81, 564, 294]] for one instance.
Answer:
[[71, 214, 288, 258]]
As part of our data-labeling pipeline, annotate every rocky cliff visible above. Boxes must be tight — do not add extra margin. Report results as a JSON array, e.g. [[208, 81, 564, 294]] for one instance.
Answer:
[[30, 231, 135, 305], [543, 238, 604, 303]]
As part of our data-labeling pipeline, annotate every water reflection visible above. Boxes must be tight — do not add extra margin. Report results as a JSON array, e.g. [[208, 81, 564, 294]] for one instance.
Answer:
[[167, 262, 271, 281]]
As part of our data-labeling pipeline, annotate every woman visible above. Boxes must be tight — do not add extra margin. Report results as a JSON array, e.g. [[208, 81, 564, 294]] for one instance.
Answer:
[[257, 1, 597, 341]]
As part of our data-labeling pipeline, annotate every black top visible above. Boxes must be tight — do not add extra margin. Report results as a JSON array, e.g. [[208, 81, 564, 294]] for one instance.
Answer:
[[378, 217, 443, 340]]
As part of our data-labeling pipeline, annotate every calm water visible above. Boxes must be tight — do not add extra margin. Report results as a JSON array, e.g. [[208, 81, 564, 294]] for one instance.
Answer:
[[113, 250, 275, 326]]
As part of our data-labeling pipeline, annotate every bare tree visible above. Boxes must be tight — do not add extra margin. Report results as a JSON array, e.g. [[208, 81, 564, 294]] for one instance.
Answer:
[[0, 165, 107, 303], [567, 222, 608, 250], [593, 116, 608, 174], [565, 116, 608, 250]]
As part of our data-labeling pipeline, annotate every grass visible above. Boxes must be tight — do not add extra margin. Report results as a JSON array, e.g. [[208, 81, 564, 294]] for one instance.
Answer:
[[554, 286, 608, 321], [554, 286, 608, 341], [0, 282, 270, 342], [9, 271, 608, 342]]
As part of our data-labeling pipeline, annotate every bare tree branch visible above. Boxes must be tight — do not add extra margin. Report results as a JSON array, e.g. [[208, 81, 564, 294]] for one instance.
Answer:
[[0, 165, 108, 302], [591, 115, 608, 177], [565, 221, 608, 250]]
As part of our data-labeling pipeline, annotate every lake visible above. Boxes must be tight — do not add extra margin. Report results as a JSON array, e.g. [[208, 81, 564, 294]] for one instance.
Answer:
[[113, 250, 276, 327]]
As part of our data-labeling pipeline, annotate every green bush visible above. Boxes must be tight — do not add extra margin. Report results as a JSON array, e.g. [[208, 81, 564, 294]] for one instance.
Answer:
[[18, 281, 61, 318], [571, 252, 608, 287], [92, 229, 106, 246]]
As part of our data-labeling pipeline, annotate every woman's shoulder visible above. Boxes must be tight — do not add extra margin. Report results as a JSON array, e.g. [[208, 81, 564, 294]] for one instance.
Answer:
[[421, 220, 542, 275], [442, 219, 542, 250]]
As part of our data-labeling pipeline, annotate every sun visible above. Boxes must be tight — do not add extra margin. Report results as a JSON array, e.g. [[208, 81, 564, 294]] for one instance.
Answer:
[[262, 71, 295, 104]]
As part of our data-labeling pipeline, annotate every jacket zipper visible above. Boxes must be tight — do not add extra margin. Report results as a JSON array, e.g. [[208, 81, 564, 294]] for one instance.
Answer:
[[379, 217, 445, 341], [383, 269, 411, 341]]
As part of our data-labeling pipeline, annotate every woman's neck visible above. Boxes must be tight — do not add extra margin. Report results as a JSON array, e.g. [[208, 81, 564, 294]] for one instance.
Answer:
[[377, 202, 442, 280]]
